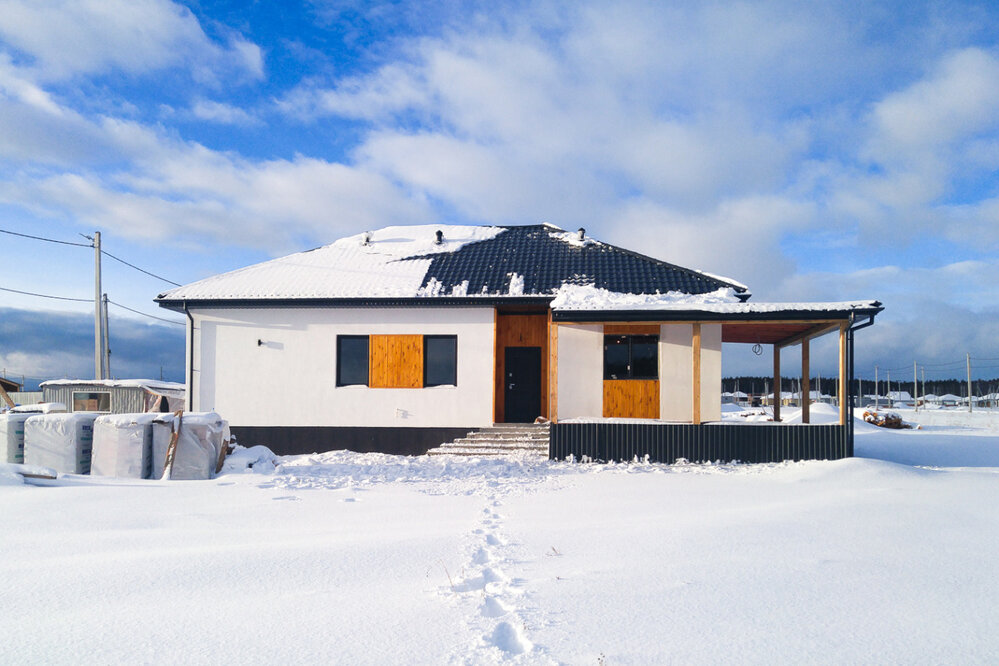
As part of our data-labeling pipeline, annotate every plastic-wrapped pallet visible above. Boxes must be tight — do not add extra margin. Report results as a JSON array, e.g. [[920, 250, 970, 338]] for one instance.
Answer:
[[150, 413, 174, 479], [152, 412, 228, 480], [1, 413, 33, 463], [91, 413, 158, 478], [23, 413, 98, 474]]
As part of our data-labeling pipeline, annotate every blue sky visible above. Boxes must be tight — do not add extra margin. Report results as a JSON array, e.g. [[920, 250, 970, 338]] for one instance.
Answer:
[[4, 0, 999, 389]]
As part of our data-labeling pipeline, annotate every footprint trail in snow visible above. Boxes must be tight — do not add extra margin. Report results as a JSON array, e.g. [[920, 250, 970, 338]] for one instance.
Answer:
[[444, 496, 551, 664]]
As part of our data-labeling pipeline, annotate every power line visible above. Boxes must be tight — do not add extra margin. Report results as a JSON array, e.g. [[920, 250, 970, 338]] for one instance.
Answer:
[[1, 226, 181, 286], [0, 227, 92, 247], [107, 299, 185, 326], [2, 285, 183, 326], [0, 286, 91, 302], [101, 250, 181, 287]]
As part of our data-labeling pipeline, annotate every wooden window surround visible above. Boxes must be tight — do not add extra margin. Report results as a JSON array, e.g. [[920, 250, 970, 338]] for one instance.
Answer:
[[336, 334, 457, 389]]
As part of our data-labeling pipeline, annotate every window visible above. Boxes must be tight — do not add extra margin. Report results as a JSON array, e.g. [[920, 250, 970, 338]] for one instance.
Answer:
[[336, 335, 369, 386], [424, 335, 457, 386], [73, 391, 111, 412], [603, 335, 658, 380]]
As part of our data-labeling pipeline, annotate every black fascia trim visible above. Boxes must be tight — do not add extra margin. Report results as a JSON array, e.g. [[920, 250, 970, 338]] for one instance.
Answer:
[[156, 296, 554, 313], [553, 306, 884, 323]]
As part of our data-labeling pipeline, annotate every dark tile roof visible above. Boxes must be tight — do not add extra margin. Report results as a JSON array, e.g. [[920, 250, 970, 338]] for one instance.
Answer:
[[406, 225, 749, 299]]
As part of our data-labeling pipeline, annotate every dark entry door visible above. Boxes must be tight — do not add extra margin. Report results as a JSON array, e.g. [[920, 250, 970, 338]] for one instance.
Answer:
[[504, 347, 541, 423]]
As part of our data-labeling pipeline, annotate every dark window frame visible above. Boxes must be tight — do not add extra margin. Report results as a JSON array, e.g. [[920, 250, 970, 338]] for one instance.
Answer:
[[603, 334, 659, 380], [423, 335, 458, 387], [336, 335, 370, 386]]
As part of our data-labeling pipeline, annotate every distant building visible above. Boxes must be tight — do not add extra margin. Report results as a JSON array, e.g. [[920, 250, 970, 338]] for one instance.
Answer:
[[40, 379, 185, 414], [0, 376, 21, 394]]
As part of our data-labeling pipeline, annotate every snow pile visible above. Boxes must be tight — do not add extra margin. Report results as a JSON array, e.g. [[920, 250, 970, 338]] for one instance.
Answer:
[[158, 225, 504, 301], [547, 228, 598, 247], [507, 272, 524, 295], [221, 445, 278, 474], [0, 463, 24, 486], [551, 283, 742, 310], [39, 379, 184, 391], [91, 413, 158, 479], [23, 413, 96, 474], [11, 402, 66, 414], [551, 283, 879, 313]]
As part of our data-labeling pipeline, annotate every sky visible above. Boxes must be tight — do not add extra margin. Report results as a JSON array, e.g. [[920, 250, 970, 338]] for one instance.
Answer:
[[3, 0, 999, 390]]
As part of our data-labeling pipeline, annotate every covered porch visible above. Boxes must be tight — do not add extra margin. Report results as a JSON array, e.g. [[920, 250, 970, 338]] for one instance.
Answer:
[[548, 301, 882, 463]]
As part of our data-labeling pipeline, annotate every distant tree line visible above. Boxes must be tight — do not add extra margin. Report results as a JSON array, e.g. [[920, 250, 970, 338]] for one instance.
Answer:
[[722, 376, 999, 397]]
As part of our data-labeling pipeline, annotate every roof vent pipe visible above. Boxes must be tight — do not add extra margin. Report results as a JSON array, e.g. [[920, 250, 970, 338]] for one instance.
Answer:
[[577, 228, 585, 240], [435, 229, 443, 245]]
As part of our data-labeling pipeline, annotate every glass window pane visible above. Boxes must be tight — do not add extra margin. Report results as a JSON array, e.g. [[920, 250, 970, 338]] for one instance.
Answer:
[[425, 336, 457, 386], [631, 336, 659, 379], [337, 336, 369, 386], [72, 391, 110, 412], [604, 335, 630, 379]]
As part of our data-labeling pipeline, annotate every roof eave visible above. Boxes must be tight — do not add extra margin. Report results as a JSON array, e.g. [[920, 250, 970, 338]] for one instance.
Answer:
[[552, 304, 884, 323], [156, 295, 556, 313]]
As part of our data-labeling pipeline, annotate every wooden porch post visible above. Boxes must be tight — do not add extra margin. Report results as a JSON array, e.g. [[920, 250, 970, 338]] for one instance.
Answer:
[[692, 323, 701, 424], [549, 319, 558, 422], [773, 343, 781, 422], [801, 337, 810, 424], [839, 323, 848, 426]]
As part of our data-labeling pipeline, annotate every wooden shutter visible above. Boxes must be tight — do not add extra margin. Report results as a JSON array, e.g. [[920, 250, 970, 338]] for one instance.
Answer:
[[369, 335, 424, 388]]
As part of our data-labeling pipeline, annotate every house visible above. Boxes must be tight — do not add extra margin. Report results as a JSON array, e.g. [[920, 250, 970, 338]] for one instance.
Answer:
[[156, 224, 882, 462], [40, 379, 186, 414]]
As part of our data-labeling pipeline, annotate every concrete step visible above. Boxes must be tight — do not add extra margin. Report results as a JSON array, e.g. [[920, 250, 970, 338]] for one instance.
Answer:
[[428, 445, 547, 456], [447, 439, 548, 448], [463, 433, 550, 441], [425, 423, 550, 457]]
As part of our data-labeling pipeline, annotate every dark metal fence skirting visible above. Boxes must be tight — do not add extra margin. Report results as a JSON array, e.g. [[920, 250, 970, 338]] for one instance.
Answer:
[[550, 423, 850, 463]]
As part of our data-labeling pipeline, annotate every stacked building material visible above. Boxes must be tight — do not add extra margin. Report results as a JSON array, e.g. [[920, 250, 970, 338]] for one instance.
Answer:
[[91, 413, 158, 478], [23, 413, 98, 474]]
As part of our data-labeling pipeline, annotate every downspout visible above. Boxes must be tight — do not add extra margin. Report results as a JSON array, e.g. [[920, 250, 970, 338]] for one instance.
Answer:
[[184, 301, 194, 412], [846, 312, 878, 456]]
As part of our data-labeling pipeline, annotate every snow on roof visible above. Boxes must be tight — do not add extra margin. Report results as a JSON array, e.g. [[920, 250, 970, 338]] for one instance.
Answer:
[[159, 225, 504, 301], [158, 224, 749, 304], [551, 284, 879, 313], [40, 379, 186, 393]]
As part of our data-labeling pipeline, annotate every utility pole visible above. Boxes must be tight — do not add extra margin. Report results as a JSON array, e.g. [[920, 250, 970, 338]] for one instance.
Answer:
[[102, 293, 111, 379], [887, 369, 891, 407], [967, 353, 973, 413], [92, 231, 103, 380], [875, 365, 879, 410], [921, 367, 925, 406], [914, 361, 918, 412]]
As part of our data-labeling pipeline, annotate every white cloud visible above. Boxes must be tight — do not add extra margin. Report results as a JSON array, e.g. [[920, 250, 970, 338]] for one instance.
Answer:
[[0, 0, 262, 82], [0, 118, 433, 250], [190, 99, 260, 126], [869, 48, 999, 159], [608, 196, 814, 297]]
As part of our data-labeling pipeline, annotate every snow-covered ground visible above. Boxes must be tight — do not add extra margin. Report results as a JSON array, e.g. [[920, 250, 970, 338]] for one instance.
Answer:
[[2, 408, 998, 664]]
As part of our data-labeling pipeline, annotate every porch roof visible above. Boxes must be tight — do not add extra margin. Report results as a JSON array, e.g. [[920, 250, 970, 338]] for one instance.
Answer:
[[551, 300, 884, 345]]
